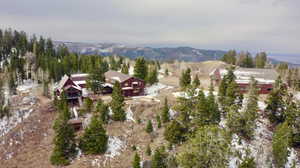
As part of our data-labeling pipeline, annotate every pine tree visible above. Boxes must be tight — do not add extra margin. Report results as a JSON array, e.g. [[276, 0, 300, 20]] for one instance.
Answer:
[[50, 110, 77, 166], [146, 120, 153, 133], [164, 120, 186, 144], [132, 152, 141, 168], [8, 72, 17, 95], [134, 57, 148, 80], [161, 97, 170, 123], [272, 122, 291, 168], [146, 144, 152, 156], [265, 88, 286, 124], [121, 63, 129, 74], [193, 90, 209, 126], [151, 148, 167, 168], [111, 81, 126, 121], [179, 68, 192, 90], [227, 78, 259, 139], [192, 74, 200, 88], [96, 100, 109, 124], [177, 125, 230, 168], [87, 65, 105, 94], [147, 66, 158, 85], [79, 114, 108, 154], [207, 81, 220, 124], [156, 115, 162, 128], [165, 69, 169, 76]]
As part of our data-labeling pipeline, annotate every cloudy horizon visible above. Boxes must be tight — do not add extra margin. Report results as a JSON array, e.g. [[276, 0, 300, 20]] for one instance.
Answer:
[[1, 0, 299, 55]]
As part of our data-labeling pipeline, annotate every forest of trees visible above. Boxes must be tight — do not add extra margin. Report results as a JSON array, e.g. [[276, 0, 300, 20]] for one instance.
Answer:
[[221, 50, 268, 68]]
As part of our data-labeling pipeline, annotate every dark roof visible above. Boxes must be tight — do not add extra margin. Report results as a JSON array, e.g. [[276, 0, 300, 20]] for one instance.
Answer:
[[104, 70, 132, 83]]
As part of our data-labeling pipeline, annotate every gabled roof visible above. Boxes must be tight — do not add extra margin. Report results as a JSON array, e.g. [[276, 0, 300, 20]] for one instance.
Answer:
[[105, 70, 132, 83], [211, 67, 278, 84], [56, 74, 82, 92]]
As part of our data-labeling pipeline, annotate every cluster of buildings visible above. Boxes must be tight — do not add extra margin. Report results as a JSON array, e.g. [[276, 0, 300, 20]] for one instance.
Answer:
[[54, 70, 145, 105], [210, 67, 279, 94]]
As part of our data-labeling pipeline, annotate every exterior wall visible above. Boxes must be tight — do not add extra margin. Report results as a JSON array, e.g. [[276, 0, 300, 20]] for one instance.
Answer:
[[238, 83, 273, 94], [121, 77, 145, 97]]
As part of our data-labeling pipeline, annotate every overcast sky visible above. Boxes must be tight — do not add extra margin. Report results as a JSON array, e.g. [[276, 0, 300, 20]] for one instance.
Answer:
[[0, 0, 299, 54]]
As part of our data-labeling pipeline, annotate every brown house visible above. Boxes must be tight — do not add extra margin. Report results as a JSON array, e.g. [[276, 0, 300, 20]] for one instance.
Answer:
[[55, 71, 145, 101], [104, 71, 145, 97], [54, 75, 83, 105], [210, 68, 278, 94]]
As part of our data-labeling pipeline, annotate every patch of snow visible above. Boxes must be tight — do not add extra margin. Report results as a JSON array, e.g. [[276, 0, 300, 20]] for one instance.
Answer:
[[258, 101, 267, 111], [82, 113, 92, 129], [126, 106, 135, 122], [111, 76, 121, 82], [129, 66, 134, 75], [173, 89, 217, 99], [145, 83, 173, 97], [16, 80, 37, 93], [105, 136, 125, 158], [285, 148, 300, 168], [0, 106, 34, 137], [169, 108, 177, 119]]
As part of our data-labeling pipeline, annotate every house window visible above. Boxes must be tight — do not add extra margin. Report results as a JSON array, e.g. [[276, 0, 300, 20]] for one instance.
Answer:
[[124, 82, 128, 86], [267, 88, 273, 91]]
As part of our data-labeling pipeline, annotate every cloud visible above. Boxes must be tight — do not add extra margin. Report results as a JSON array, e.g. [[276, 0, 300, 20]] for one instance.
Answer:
[[0, 0, 299, 53]]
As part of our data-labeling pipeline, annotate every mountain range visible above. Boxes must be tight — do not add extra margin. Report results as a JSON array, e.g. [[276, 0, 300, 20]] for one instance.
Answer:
[[54, 41, 225, 62], [54, 41, 299, 66]]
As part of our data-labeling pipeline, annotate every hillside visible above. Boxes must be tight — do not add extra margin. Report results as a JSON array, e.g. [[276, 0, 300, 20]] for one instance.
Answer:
[[54, 41, 226, 62]]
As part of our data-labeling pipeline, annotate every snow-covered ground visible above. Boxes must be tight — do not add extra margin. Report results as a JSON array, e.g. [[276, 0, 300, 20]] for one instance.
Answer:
[[126, 105, 135, 122], [0, 95, 37, 137], [145, 83, 174, 97], [172, 89, 218, 99], [16, 80, 38, 93], [105, 136, 125, 158]]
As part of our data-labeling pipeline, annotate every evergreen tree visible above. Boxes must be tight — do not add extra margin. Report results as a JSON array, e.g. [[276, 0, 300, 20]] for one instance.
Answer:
[[146, 144, 152, 156], [156, 115, 162, 128], [111, 81, 126, 121], [179, 68, 192, 90], [164, 120, 186, 144], [87, 65, 105, 94], [192, 74, 200, 88], [272, 122, 291, 168], [50, 105, 77, 165], [255, 52, 267, 68], [8, 72, 17, 95], [151, 148, 167, 168], [161, 97, 170, 123], [227, 78, 259, 139], [79, 114, 108, 154], [134, 57, 148, 80], [96, 100, 109, 124], [146, 120, 153, 133], [207, 81, 220, 124], [193, 90, 209, 126], [221, 50, 237, 65], [147, 66, 158, 85], [177, 125, 231, 168], [165, 68, 169, 76], [132, 152, 141, 168], [121, 63, 129, 74], [265, 88, 286, 124]]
